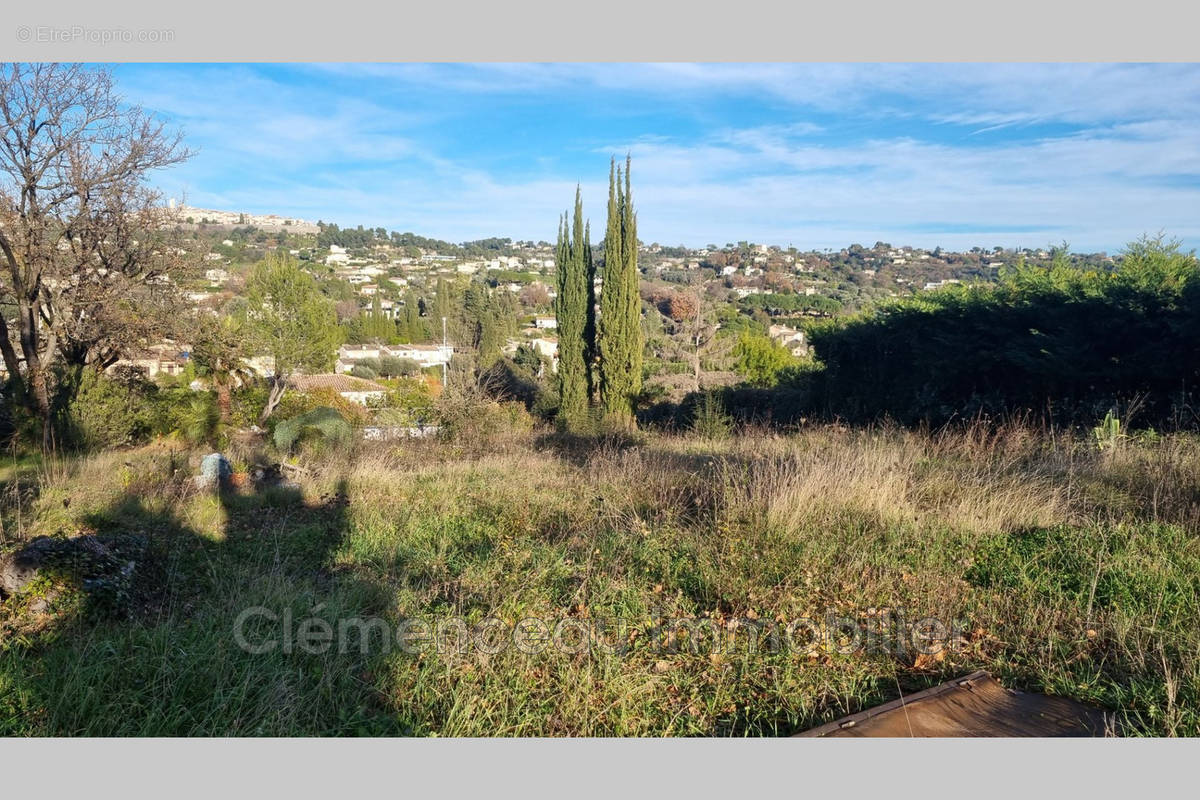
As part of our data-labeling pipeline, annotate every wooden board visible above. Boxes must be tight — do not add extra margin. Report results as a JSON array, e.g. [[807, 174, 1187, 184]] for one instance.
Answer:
[[797, 671, 1116, 737]]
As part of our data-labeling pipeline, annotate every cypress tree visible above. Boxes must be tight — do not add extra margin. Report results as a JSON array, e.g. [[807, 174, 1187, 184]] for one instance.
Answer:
[[584, 220, 597, 402], [622, 156, 643, 407], [598, 156, 643, 424], [364, 292, 394, 342], [556, 187, 591, 426], [400, 289, 425, 342]]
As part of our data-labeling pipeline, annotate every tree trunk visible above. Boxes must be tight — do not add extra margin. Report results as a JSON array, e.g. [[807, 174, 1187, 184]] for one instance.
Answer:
[[216, 382, 232, 424], [259, 377, 287, 424]]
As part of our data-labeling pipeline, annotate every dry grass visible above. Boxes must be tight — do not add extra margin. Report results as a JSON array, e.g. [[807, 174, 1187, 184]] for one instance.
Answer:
[[1, 423, 1197, 735]]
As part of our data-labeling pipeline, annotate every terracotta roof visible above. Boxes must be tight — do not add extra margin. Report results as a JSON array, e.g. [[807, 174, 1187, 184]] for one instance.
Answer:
[[287, 374, 387, 393]]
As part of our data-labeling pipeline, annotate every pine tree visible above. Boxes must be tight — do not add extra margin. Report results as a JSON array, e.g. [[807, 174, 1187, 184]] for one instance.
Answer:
[[556, 187, 592, 426], [598, 156, 643, 425]]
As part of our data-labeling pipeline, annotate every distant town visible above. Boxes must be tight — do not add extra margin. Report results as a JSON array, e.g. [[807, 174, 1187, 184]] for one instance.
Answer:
[[100, 203, 1118, 418]]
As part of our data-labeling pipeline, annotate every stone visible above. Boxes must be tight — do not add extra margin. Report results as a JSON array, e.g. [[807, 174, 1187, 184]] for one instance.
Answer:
[[0, 536, 57, 596], [0, 533, 147, 612], [196, 452, 233, 490]]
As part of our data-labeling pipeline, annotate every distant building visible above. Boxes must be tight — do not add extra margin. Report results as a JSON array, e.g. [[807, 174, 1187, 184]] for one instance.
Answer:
[[534, 316, 557, 330], [387, 344, 453, 369], [334, 342, 453, 373], [288, 373, 387, 405], [505, 336, 558, 372], [768, 324, 808, 357], [242, 355, 277, 378], [107, 341, 192, 379]]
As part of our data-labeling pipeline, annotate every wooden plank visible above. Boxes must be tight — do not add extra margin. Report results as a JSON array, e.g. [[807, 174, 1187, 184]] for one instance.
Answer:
[[797, 672, 1116, 737]]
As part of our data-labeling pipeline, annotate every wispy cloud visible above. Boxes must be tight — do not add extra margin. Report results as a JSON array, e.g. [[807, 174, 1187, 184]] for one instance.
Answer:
[[109, 63, 1200, 251]]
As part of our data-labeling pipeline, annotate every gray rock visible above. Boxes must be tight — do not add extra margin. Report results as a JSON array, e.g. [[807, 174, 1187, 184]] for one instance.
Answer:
[[0, 536, 57, 596], [0, 533, 146, 612], [196, 452, 233, 490]]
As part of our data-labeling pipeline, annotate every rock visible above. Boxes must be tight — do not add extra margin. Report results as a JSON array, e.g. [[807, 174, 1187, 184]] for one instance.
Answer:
[[196, 452, 233, 490], [0, 536, 58, 596], [0, 533, 147, 612]]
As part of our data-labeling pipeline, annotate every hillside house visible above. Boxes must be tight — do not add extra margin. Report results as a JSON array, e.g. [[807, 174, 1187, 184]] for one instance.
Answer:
[[107, 341, 192, 379], [287, 373, 387, 405], [335, 342, 453, 373], [768, 324, 808, 357]]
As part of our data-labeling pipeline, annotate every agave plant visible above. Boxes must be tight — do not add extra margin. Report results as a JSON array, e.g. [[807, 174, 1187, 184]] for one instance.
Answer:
[[1093, 410, 1124, 451]]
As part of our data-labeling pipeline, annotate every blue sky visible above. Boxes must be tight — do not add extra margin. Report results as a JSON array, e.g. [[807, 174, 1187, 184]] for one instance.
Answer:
[[113, 63, 1200, 253]]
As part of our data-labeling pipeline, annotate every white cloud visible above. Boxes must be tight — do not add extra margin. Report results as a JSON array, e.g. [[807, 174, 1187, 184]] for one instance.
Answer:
[[119, 63, 1200, 251]]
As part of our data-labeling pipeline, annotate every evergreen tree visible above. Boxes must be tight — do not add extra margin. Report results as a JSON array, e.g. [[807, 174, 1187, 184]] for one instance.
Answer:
[[363, 292, 395, 342], [584, 220, 597, 402], [399, 289, 426, 342], [432, 277, 453, 324], [556, 187, 592, 426], [598, 156, 643, 424]]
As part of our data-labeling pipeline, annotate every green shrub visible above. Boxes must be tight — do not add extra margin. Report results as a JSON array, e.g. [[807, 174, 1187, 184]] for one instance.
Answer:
[[809, 235, 1200, 426], [382, 377, 436, 424], [350, 364, 378, 380], [733, 333, 797, 388], [62, 368, 159, 450], [690, 391, 733, 440], [228, 384, 269, 429], [378, 356, 420, 377], [273, 407, 353, 453]]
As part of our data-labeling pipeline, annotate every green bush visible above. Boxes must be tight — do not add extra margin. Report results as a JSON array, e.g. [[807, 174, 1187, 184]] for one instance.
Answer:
[[378, 356, 420, 377], [229, 384, 269, 429], [62, 368, 159, 450], [273, 406, 353, 453], [733, 333, 797, 388], [690, 391, 732, 440], [809, 235, 1200, 426]]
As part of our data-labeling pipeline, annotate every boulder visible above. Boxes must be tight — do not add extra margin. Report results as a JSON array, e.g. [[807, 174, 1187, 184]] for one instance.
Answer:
[[0, 536, 59, 596], [0, 533, 146, 611], [196, 452, 233, 490]]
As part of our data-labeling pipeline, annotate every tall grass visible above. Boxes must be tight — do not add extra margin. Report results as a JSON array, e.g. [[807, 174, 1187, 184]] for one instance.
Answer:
[[1, 423, 1196, 735]]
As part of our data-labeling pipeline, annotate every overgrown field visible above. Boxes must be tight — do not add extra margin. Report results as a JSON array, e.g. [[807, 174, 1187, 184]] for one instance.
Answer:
[[1, 424, 1198, 736]]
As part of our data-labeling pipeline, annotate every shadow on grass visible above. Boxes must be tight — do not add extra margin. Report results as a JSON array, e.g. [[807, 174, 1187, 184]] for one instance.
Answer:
[[0, 470, 408, 736]]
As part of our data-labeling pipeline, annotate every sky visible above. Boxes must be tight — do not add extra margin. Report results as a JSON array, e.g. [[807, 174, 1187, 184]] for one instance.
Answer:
[[112, 63, 1200, 254]]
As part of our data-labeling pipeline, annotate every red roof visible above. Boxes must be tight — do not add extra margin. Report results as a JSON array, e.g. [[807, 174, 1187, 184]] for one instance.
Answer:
[[287, 374, 387, 393]]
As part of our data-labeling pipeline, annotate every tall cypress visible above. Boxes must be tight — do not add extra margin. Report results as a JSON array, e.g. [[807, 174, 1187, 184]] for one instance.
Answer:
[[598, 156, 643, 424], [555, 187, 591, 426], [400, 289, 425, 342], [622, 155, 643, 407], [583, 220, 597, 402]]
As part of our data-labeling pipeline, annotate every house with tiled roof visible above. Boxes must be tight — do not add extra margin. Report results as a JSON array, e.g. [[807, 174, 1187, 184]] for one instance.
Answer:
[[287, 373, 388, 405]]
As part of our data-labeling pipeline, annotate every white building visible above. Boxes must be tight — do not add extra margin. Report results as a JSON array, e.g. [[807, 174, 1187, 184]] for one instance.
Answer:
[[388, 344, 453, 368], [334, 342, 454, 373], [769, 324, 808, 357], [534, 316, 557, 330]]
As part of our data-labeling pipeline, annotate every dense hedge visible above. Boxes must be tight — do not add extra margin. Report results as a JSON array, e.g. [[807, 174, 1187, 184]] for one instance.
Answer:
[[806, 237, 1200, 426]]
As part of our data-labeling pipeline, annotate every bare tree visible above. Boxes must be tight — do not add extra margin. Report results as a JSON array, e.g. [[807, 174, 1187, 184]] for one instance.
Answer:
[[0, 64, 192, 447], [652, 286, 724, 393]]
